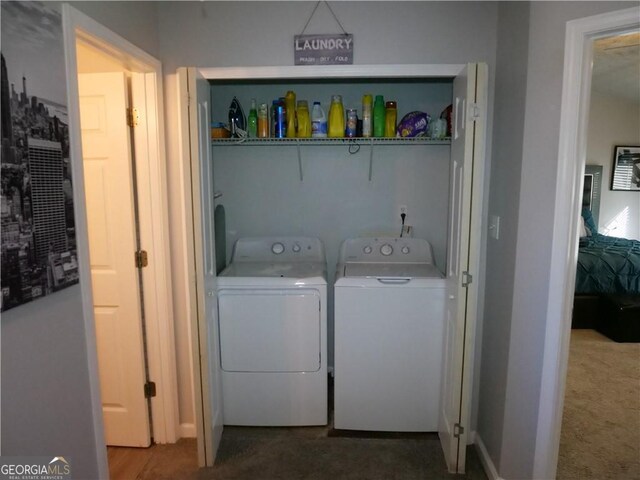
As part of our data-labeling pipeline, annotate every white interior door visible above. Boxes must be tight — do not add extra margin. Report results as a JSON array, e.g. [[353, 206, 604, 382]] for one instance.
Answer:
[[181, 67, 224, 466], [79, 72, 150, 447], [439, 63, 486, 473]]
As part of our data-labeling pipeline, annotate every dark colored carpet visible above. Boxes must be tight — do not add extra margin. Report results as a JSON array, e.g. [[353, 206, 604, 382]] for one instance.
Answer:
[[203, 426, 487, 480], [113, 432, 487, 480]]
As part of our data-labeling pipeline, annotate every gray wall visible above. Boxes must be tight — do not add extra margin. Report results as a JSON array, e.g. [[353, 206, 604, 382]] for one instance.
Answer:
[[157, 1, 499, 433], [477, 1, 530, 469], [1, 287, 99, 477], [68, 1, 160, 58], [478, 2, 638, 479], [158, 1, 499, 72], [0, 2, 159, 478], [586, 93, 640, 239]]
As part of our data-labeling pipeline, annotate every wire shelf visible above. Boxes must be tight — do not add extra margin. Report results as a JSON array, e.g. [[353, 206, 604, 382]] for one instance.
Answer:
[[211, 137, 451, 146]]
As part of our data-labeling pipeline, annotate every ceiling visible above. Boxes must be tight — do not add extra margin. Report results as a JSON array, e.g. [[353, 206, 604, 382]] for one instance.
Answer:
[[592, 32, 640, 103]]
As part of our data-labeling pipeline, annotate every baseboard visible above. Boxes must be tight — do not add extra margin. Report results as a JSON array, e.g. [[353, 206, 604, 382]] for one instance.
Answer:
[[474, 432, 504, 480], [179, 422, 197, 438]]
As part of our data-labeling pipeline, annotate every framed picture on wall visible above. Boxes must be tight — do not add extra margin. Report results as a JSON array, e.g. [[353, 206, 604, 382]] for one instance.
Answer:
[[1, 1, 79, 312], [611, 146, 640, 191]]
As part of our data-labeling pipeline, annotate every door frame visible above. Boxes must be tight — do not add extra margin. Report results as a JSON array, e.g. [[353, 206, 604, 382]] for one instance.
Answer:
[[176, 67, 217, 467], [62, 3, 178, 457], [535, 6, 640, 479], [181, 63, 487, 468]]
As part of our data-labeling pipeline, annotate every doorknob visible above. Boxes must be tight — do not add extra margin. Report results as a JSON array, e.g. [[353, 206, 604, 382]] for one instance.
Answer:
[[207, 291, 214, 297]]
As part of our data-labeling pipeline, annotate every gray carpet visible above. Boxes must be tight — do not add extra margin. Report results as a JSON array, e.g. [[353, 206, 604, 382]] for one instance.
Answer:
[[557, 329, 640, 480], [204, 427, 487, 480], [114, 432, 487, 480]]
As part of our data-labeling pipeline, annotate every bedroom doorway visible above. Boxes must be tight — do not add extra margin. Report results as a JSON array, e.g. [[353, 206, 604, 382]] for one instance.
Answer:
[[531, 6, 640, 480], [558, 30, 640, 478], [558, 28, 640, 479]]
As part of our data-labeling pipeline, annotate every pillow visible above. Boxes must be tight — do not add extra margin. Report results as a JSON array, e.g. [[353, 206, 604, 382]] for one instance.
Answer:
[[581, 208, 597, 236]]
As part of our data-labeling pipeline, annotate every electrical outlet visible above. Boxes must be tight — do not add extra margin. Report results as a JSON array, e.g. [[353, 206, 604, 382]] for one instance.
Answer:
[[401, 225, 413, 237], [399, 205, 408, 217]]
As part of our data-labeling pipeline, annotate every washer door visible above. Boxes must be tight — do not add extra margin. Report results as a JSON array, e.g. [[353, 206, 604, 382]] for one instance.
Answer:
[[218, 288, 321, 373]]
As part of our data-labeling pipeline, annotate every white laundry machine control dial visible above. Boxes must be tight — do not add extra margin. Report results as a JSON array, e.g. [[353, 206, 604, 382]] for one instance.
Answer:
[[271, 242, 285, 254], [363, 245, 373, 254], [401, 246, 410, 254], [380, 244, 393, 256], [292, 243, 301, 253]]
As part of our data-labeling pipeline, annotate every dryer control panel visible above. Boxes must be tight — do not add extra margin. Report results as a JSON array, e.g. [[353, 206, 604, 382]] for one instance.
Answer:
[[232, 236, 326, 263], [339, 237, 434, 264]]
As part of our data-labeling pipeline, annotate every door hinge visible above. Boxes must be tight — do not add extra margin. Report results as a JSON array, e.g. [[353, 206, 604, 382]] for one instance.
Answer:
[[144, 381, 156, 398], [462, 271, 473, 288], [453, 423, 465, 438], [127, 107, 140, 127], [469, 102, 480, 121], [135, 250, 148, 268]]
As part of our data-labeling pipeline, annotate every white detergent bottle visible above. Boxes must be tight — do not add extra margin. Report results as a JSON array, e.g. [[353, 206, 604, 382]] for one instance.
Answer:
[[311, 102, 327, 138]]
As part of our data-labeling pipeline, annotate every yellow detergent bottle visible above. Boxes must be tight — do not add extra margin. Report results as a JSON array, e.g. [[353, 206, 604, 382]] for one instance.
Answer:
[[385, 101, 398, 137], [296, 100, 311, 138], [285, 90, 297, 138], [328, 95, 345, 138]]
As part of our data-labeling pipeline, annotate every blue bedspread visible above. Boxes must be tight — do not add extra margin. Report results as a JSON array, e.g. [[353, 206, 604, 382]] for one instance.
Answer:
[[576, 234, 640, 294]]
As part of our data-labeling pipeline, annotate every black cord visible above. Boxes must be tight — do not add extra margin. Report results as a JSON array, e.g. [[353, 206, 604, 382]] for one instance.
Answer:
[[400, 213, 406, 237]]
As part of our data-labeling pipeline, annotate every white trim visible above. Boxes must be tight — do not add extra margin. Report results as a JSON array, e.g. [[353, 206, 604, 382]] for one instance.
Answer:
[[62, 5, 179, 446], [458, 62, 488, 472], [535, 6, 640, 480], [177, 67, 210, 467], [179, 423, 197, 439], [62, 6, 108, 478], [131, 71, 179, 444], [475, 433, 505, 480], [198, 64, 465, 80], [192, 61, 479, 468]]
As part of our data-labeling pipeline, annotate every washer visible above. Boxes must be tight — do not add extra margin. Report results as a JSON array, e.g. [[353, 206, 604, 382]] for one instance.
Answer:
[[217, 236, 327, 426], [334, 237, 446, 431]]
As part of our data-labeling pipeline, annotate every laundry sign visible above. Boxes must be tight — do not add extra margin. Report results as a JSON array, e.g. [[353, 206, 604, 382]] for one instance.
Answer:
[[294, 34, 353, 65]]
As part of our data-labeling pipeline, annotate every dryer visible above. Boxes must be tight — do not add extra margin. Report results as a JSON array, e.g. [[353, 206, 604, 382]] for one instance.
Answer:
[[217, 237, 327, 426], [334, 237, 446, 432]]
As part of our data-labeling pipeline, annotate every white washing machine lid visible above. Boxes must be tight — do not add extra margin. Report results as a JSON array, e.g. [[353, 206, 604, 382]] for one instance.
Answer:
[[343, 262, 443, 279]]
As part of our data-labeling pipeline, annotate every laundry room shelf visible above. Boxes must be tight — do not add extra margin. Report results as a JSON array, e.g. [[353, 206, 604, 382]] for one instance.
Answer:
[[211, 137, 451, 146], [210, 137, 451, 182]]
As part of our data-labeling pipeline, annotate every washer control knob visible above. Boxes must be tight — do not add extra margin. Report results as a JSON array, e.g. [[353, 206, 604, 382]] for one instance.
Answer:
[[271, 242, 285, 255], [292, 243, 301, 253], [401, 246, 410, 254], [363, 245, 373, 254], [380, 243, 393, 256]]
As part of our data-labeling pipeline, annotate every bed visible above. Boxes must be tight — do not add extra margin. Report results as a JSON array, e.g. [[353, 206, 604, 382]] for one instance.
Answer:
[[572, 208, 640, 339], [576, 228, 640, 295]]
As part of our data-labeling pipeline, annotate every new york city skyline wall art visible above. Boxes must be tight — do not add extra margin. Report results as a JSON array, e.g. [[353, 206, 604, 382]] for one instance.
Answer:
[[1, 1, 79, 312]]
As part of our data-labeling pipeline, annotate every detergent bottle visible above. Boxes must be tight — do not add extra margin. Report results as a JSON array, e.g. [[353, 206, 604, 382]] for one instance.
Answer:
[[328, 95, 345, 138]]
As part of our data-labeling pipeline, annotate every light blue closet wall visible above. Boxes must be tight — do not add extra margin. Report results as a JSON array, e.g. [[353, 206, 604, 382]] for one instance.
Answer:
[[211, 80, 453, 274]]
